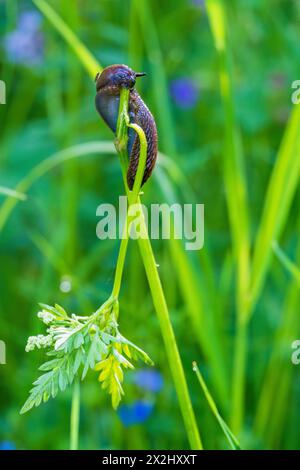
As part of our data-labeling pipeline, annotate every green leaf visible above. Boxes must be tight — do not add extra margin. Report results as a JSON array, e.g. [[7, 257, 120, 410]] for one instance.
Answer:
[[73, 348, 84, 375], [38, 358, 61, 371], [81, 335, 106, 379], [22, 302, 153, 416], [39, 303, 61, 317], [58, 369, 68, 391], [53, 325, 86, 352], [74, 333, 84, 349], [20, 355, 74, 414], [54, 304, 68, 318]]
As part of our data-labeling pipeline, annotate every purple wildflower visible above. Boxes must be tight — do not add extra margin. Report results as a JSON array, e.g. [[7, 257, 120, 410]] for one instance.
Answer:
[[4, 10, 44, 66], [170, 77, 200, 109], [133, 369, 163, 393], [118, 400, 154, 427]]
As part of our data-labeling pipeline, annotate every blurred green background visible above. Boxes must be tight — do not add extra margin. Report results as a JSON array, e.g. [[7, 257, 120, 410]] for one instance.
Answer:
[[1, 0, 300, 450]]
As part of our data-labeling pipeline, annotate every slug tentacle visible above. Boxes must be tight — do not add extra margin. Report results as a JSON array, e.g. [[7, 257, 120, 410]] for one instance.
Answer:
[[95, 64, 158, 189]]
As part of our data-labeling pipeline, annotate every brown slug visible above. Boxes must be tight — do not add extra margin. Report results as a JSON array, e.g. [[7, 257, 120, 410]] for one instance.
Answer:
[[95, 64, 158, 190]]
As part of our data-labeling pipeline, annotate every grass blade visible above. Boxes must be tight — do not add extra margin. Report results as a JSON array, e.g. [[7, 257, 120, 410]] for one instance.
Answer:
[[193, 362, 240, 450], [0, 141, 115, 232], [0, 186, 27, 201], [254, 241, 300, 443], [206, 0, 250, 320], [250, 105, 300, 310], [206, 0, 250, 433]]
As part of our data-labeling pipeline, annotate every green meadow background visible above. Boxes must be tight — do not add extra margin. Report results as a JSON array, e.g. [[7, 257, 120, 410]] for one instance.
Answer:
[[1, 0, 300, 450]]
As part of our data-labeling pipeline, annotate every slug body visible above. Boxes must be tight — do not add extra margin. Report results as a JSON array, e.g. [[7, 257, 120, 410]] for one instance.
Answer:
[[95, 64, 158, 189]]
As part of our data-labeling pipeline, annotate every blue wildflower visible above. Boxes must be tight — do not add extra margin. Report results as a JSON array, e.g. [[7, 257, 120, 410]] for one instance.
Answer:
[[133, 369, 163, 393], [18, 11, 42, 32], [118, 400, 154, 427], [0, 441, 16, 450], [170, 78, 200, 109], [4, 10, 44, 66]]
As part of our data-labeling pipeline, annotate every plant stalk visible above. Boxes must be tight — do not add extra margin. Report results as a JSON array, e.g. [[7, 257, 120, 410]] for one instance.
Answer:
[[70, 379, 80, 450], [113, 88, 203, 450]]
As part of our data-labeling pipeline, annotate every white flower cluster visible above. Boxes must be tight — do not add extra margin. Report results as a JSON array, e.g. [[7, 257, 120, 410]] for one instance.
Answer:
[[25, 334, 53, 352], [37, 309, 55, 325]]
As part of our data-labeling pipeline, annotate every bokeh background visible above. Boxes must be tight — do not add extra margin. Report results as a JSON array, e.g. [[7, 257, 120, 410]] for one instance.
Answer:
[[1, 0, 300, 450]]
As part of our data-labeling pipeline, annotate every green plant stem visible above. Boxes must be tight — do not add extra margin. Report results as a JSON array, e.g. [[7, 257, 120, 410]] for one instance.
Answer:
[[114, 88, 202, 450], [111, 237, 130, 300], [136, 226, 203, 449], [70, 379, 80, 450], [111, 89, 148, 299]]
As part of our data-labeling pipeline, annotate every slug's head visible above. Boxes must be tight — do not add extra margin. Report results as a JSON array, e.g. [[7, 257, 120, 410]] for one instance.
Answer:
[[95, 64, 146, 92]]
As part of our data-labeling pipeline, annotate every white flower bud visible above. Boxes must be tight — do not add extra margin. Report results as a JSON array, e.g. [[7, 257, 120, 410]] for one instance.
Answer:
[[25, 334, 53, 352], [37, 310, 55, 325]]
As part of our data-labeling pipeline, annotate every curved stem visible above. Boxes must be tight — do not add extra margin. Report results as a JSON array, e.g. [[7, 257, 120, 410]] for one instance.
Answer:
[[111, 237, 130, 299], [111, 90, 148, 300]]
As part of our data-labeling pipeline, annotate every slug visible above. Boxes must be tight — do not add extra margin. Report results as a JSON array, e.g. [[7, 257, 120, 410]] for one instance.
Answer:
[[95, 64, 158, 190]]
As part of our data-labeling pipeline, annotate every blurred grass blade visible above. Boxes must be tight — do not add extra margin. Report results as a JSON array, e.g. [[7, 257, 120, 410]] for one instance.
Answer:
[[206, 0, 250, 433], [206, 0, 250, 321], [193, 362, 241, 450], [0, 141, 115, 232], [254, 239, 300, 442], [254, 290, 299, 443], [33, 0, 102, 78], [0, 186, 27, 201], [250, 105, 300, 310], [169, 236, 229, 405], [206, 0, 226, 51], [272, 241, 300, 286]]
